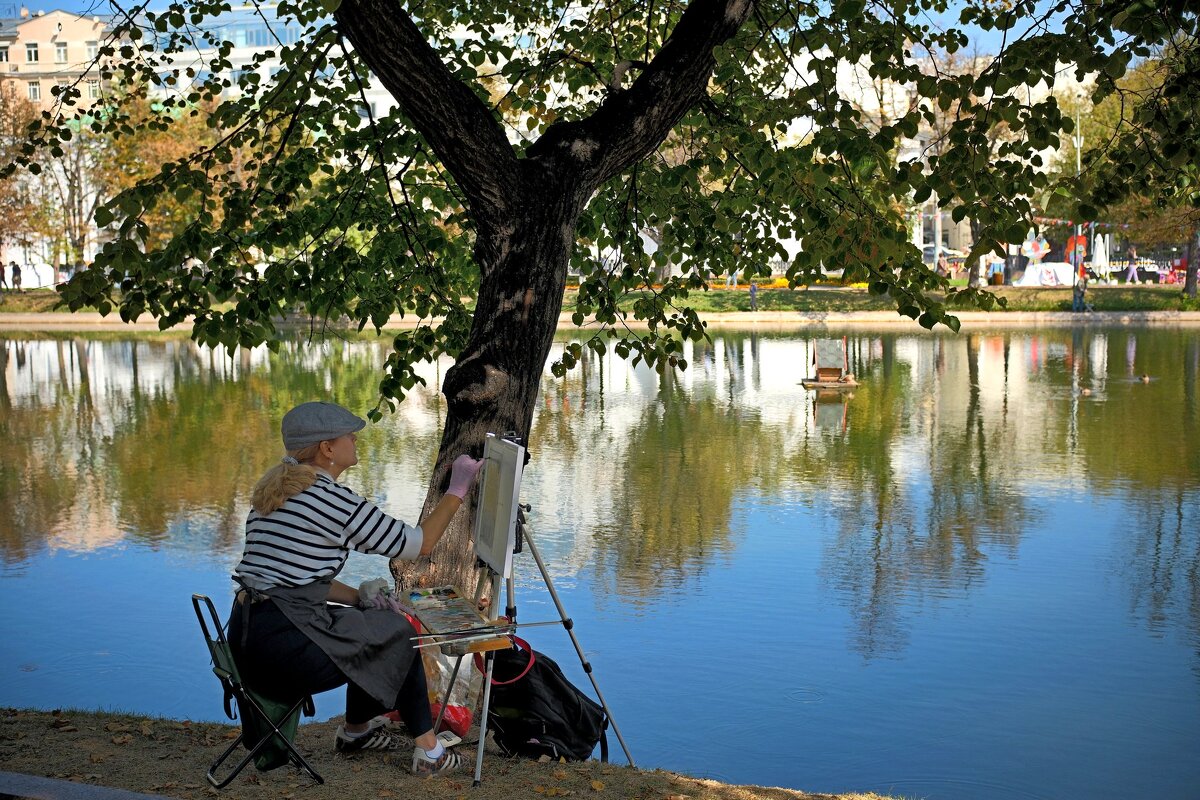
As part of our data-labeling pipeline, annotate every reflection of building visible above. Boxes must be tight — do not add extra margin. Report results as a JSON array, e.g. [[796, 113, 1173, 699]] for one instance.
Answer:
[[0, 8, 110, 112]]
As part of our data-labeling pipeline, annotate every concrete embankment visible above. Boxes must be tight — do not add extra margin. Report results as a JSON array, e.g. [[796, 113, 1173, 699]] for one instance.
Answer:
[[2, 310, 1200, 332]]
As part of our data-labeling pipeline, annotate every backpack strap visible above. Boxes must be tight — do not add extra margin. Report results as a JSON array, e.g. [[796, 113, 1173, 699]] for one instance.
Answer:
[[474, 636, 536, 685]]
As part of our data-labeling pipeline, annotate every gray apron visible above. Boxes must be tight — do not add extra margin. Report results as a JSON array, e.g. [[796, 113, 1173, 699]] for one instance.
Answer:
[[262, 579, 419, 708]]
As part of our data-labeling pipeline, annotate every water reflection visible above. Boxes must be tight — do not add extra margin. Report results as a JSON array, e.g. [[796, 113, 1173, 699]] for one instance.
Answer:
[[2, 328, 1199, 668], [5, 327, 1200, 798]]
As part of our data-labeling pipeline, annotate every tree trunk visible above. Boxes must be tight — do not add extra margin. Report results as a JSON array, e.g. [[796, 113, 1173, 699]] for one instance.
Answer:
[[392, 171, 585, 592], [1185, 227, 1198, 299], [968, 217, 983, 288]]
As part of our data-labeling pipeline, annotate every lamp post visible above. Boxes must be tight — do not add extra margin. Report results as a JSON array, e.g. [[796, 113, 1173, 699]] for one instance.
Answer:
[[1072, 105, 1084, 290]]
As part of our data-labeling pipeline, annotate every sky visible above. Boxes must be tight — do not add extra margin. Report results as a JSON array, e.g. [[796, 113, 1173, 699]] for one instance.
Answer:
[[6, 0, 1058, 56]]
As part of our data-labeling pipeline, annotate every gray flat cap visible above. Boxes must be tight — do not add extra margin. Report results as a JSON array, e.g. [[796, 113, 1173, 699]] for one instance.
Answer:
[[281, 401, 366, 450]]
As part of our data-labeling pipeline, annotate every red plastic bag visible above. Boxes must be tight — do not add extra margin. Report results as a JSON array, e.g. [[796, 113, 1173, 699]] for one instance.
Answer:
[[430, 703, 472, 737]]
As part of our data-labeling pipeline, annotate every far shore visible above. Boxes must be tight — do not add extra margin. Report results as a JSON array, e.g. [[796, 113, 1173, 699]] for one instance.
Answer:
[[2, 308, 1200, 333]]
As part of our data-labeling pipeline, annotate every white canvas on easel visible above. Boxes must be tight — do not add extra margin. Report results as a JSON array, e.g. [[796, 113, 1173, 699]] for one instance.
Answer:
[[472, 433, 525, 581]]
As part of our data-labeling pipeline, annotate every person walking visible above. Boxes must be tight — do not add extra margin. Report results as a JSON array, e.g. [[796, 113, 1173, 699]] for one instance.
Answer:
[[10, 262, 21, 293], [748, 281, 758, 311], [1124, 244, 1139, 284], [228, 401, 484, 776]]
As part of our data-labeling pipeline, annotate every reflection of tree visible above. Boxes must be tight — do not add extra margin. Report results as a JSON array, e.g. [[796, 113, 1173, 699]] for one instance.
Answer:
[[798, 334, 1035, 659], [588, 367, 780, 603], [0, 385, 88, 563], [806, 340, 919, 658], [0, 335, 445, 563], [1117, 491, 1200, 681], [1060, 329, 1200, 491]]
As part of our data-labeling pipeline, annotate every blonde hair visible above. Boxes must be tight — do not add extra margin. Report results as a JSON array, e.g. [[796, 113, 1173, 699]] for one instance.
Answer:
[[251, 443, 323, 514]]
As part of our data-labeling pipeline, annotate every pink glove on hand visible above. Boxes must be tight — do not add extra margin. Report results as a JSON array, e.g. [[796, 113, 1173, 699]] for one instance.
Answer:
[[368, 593, 407, 614], [446, 454, 484, 499]]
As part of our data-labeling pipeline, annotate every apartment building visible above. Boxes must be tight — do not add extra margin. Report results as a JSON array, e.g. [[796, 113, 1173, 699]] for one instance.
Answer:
[[0, 7, 109, 112]]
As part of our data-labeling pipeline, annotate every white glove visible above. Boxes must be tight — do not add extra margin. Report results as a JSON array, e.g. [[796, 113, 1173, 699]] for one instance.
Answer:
[[358, 578, 391, 606]]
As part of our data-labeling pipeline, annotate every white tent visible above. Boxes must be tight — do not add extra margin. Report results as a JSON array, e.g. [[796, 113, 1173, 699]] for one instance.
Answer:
[[1013, 261, 1076, 287], [1092, 233, 1111, 282]]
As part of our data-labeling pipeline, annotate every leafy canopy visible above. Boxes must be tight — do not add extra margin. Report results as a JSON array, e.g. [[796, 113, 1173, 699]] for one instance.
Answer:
[[8, 0, 1197, 408]]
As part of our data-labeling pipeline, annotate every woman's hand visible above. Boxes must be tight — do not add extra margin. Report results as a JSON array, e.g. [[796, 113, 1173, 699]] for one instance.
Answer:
[[446, 455, 484, 499]]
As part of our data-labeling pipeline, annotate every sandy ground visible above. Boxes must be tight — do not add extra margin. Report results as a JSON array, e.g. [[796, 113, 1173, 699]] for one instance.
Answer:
[[0, 708, 894, 800]]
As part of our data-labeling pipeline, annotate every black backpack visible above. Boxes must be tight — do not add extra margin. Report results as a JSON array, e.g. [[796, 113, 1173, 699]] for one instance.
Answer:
[[482, 640, 609, 762]]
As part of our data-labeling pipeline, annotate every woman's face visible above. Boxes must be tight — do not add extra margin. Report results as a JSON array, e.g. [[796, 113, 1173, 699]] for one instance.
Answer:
[[327, 432, 359, 471]]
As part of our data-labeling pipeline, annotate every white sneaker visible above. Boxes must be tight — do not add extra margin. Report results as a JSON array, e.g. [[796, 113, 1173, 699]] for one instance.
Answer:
[[334, 723, 399, 753], [411, 747, 467, 776]]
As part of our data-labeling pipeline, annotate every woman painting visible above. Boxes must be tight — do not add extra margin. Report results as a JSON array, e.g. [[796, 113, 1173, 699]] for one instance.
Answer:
[[228, 401, 483, 776]]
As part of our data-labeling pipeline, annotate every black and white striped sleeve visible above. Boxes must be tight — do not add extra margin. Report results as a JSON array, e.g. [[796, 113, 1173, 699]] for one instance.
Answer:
[[320, 481, 424, 559]]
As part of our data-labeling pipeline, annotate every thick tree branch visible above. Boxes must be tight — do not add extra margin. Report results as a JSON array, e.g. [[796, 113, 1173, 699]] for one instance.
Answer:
[[333, 0, 520, 226], [528, 0, 754, 185]]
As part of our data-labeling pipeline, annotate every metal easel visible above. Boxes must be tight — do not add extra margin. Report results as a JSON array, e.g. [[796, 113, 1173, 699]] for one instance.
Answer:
[[423, 436, 634, 786]]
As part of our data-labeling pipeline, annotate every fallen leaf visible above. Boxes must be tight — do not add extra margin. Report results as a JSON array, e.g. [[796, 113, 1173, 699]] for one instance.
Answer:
[[378, 791, 394, 798], [591, 780, 605, 791], [56, 725, 79, 733], [104, 723, 131, 732], [140, 722, 154, 736], [553, 770, 569, 780], [535, 786, 547, 794], [111, 734, 133, 745]]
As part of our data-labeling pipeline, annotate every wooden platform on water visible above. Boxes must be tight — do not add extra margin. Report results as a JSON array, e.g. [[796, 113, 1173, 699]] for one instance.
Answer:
[[801, 378, 859, 390]]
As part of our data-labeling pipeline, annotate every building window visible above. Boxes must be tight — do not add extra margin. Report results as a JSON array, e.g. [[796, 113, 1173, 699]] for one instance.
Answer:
[[88, 79, 100, 99], [0, 47, 8, 63], [55, 42, 67, 63], [26, 42, 38, 62], [28, 81, 40, 101], [86, 41, 98, 60]]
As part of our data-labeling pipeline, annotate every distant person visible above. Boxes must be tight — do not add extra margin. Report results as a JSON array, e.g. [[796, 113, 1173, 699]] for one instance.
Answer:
[[749, 281, 758, 311], [936, 252, 950, 279], [10, 262, 21, 293], [1124, 244, 1139, 283], [1072, 274, 1090, 313]]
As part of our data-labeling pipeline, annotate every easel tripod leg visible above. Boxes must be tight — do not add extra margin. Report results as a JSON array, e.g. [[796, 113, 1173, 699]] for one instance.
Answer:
[[473, 652, 496, 787], [522, 523, 635, 766], [433, 654, 466, 735]]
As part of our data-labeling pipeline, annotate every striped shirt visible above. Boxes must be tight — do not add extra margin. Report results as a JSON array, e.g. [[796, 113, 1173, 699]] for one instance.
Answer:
[[234, 473, 423, 591]]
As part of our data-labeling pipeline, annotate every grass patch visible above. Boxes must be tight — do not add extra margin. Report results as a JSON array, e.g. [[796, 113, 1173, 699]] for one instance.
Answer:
[[0, 288, 70, 312], [572, 284, 1197, 315]]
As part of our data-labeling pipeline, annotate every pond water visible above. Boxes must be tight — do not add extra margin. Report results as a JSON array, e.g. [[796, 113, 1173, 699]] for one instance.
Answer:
[[1, 327, 1198, 800]]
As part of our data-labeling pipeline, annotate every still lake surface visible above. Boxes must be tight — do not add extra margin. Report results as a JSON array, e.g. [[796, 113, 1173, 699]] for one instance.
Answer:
[[1, 326, 1198, 800]]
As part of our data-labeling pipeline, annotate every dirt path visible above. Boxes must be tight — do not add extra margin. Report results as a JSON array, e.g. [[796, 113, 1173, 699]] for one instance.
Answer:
[[0, 708, 892, 800]]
